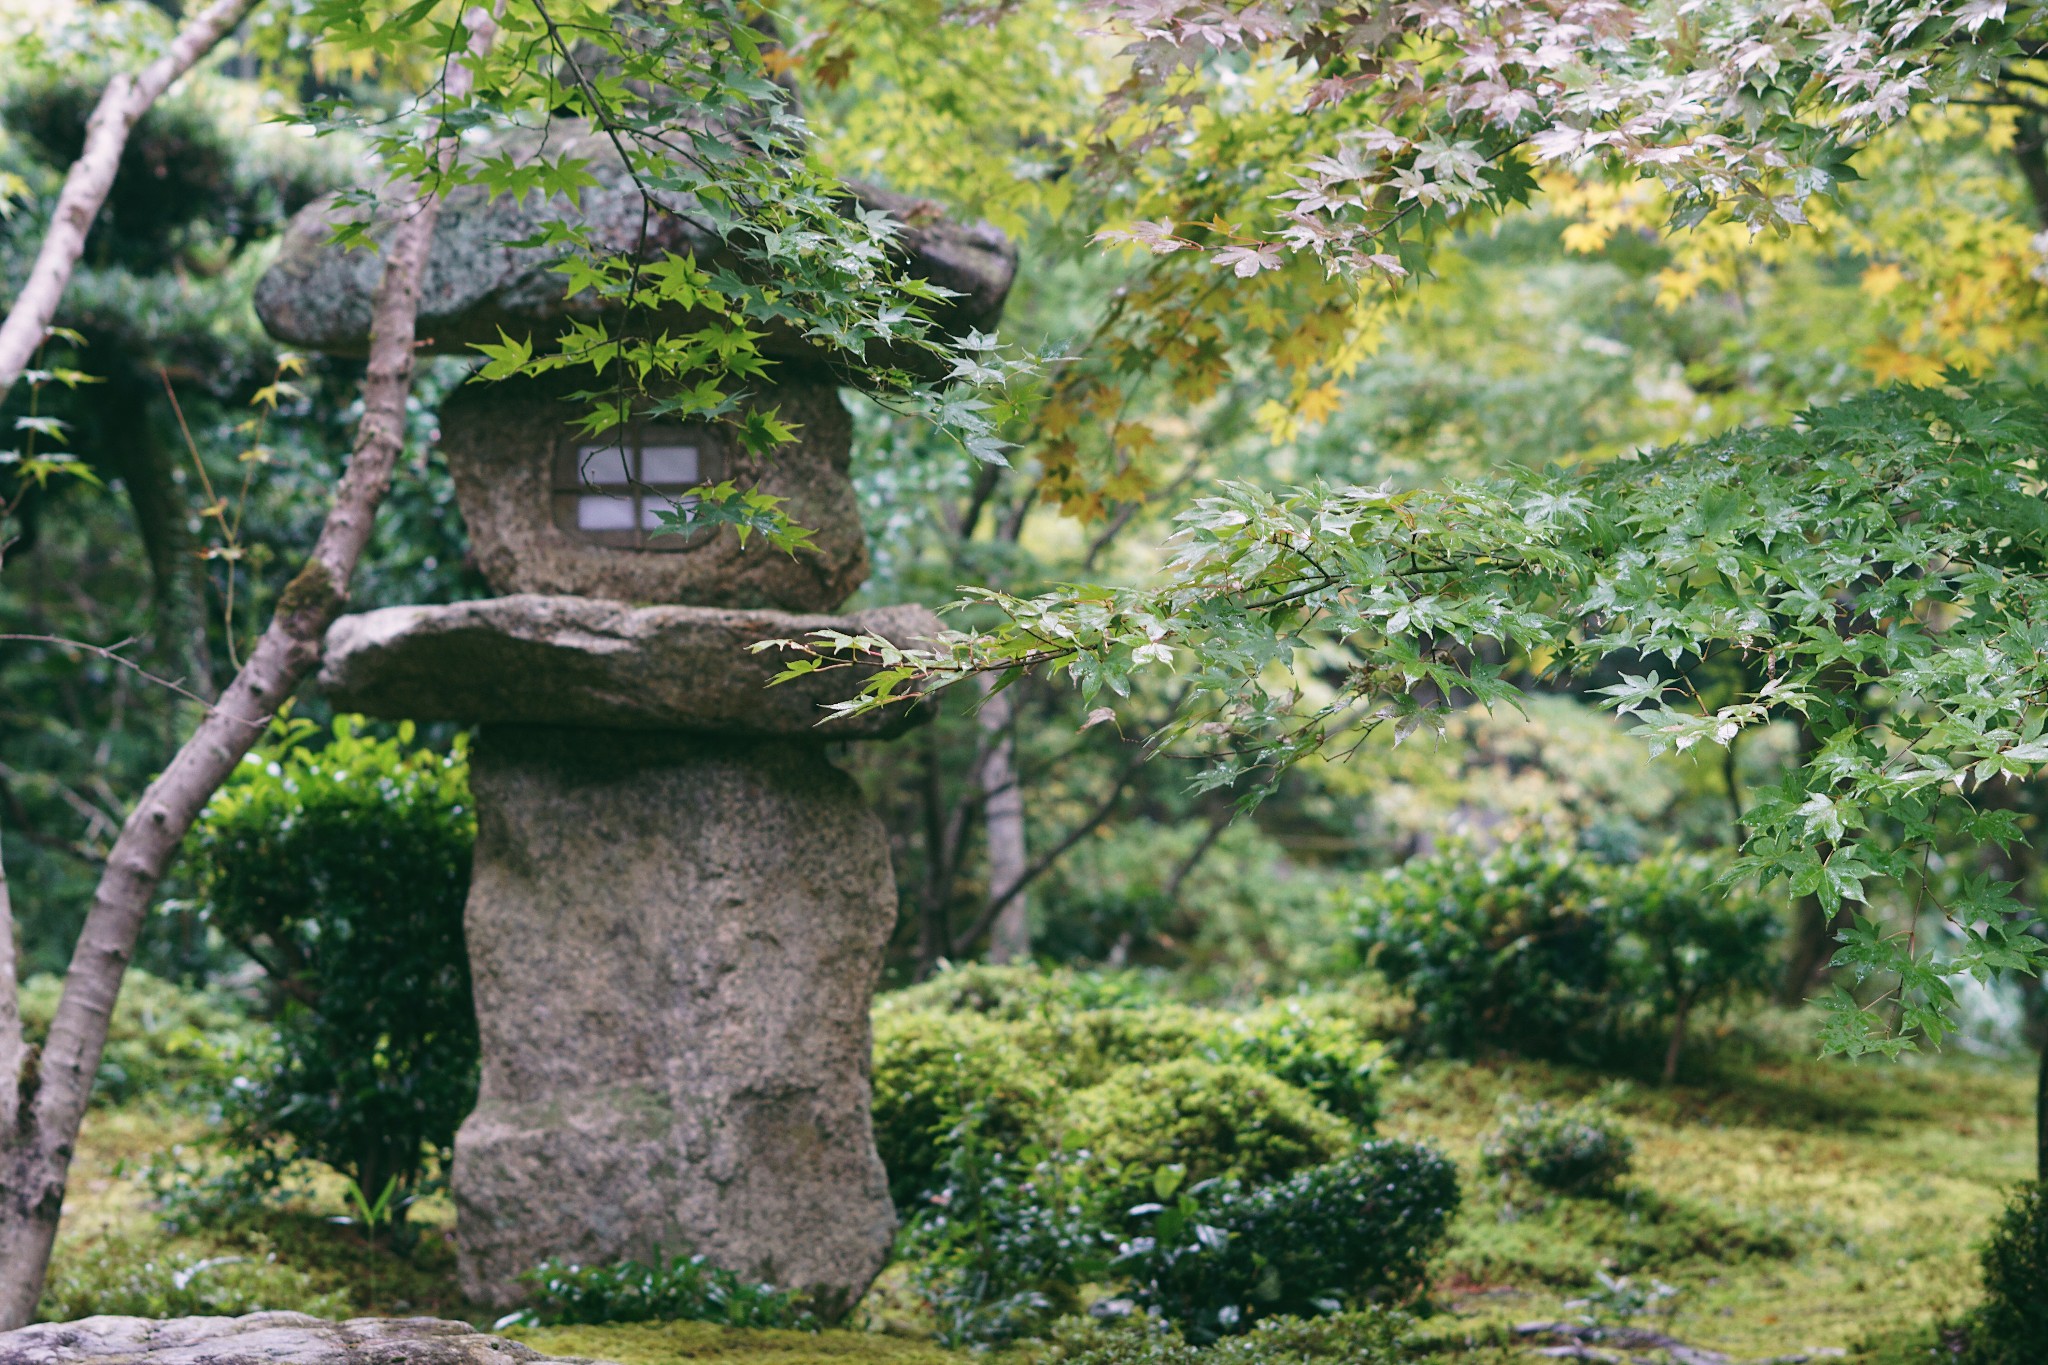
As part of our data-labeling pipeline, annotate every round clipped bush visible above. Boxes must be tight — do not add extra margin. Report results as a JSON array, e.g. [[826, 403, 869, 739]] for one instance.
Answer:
[[1123, 1140, 1460, 1338], [871, 1008, 1055, 1210], [1964, 1182, 2048, 1365], [1063, 1059, 1355, 1209], [1481, 1102, 1634, 1195], [1206, 1000, 1385, 1129], [1010, 1005, 1217, 1089]]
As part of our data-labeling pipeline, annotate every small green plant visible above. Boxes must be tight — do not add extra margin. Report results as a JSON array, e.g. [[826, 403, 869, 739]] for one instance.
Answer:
[[1116, 1142, 1459, 1339], [1064, 1059, 1355, 1211], [332, 1175, 403, 1309], [185, 714, 478, 1218], [1481, 1101, 1635, 1196], [1961, 1182, 2048, 1365], [510, 1252, 819, 1329], [35, 1230, 348, 1320]]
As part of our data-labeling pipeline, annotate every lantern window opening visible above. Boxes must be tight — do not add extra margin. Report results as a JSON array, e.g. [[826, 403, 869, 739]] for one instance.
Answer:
[[552, 426, 728, 549]]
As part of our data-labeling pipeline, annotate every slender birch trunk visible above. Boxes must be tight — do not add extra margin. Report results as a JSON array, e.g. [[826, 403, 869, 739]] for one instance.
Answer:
[[0, 0, 263, 399], [0, 13, 497, 1324]]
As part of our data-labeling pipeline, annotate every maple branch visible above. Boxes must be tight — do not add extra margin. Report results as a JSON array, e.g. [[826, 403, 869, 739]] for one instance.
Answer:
[[0, 0, 263, 400]]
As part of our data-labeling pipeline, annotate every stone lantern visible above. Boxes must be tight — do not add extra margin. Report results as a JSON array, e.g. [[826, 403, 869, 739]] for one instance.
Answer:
[[253, 142, 1014, 1311]]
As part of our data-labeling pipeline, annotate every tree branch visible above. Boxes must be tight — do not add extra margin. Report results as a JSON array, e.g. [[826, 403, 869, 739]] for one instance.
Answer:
[[950, 745, 1145, 959], [0, 0, 264, 400]]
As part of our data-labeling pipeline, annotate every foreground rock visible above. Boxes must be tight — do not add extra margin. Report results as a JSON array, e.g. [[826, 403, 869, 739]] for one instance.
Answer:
[[0, 1316, 600, 1365]]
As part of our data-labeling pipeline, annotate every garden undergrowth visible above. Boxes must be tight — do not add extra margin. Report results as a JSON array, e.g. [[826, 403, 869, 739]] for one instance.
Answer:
[[45, 1024, 2030, 1362]]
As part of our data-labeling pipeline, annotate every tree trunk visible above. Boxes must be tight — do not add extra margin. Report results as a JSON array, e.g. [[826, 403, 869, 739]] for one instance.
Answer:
[[0, 0, 262, 399], [1777, 894, 1834, 1006], [1662, 987, 1695, 1086], [978, 675, 1030, 964], [0, 12, 495, 1323]]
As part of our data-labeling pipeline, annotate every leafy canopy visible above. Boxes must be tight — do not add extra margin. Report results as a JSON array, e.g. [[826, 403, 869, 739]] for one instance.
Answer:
[[789, 383, 2048, 1056]]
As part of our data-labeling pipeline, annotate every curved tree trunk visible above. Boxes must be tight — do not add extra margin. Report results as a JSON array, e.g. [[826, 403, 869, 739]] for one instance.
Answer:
[[0, 11, 497, 1323]]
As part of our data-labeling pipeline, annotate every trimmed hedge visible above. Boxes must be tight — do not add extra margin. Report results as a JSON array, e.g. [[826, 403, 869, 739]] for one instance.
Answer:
[[1064, 1060, 1356, 1211], [871, 1010, 1055, 1209]]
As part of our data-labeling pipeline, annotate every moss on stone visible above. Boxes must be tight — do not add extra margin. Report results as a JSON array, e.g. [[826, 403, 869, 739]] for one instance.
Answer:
[[507, 1322, 966, 1365]]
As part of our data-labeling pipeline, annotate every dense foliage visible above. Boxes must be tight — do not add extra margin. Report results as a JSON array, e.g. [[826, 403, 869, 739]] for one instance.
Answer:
[[1063, 1060, 1355, 1209], [187, 715, 477, 1212], [1117, 1143, 1460, 1339], [1962, 1182, 2048, 1365], [1351, 841, 1776, 1062]]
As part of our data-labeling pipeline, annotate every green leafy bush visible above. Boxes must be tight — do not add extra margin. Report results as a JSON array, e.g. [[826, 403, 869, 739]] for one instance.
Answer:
[[1963, 1182, 2048, 1365], [903, 1113, 1115, 1346], [871, 1009, 1056, 1209], [1045, 1309, 1407, 1365], [1352, 841, 1775, 1063], [1117, 1142, 1459, 1339], [1602, 853, 1779, 1079], [17, 970, 255, 1107], [1063, 1060, 1355, 1211], [1013, 1006, 1218, 1088], [35, 1232, 348, 1320], [512, 1253, 818, 1329], [1351, 840, 1607, 1058], [1204, 1001, 1385, 1128], [186, 715, 478, 1214], [1480, 1102, 1635, 1195]]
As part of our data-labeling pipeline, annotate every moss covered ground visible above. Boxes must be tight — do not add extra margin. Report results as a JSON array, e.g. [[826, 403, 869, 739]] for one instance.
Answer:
[[48, 1039, 2028, 1363]]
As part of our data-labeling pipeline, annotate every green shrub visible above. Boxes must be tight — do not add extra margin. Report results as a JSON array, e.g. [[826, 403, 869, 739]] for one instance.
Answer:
[[187, 715, 478, 1215], [1481, 1102, 1635, 1195], [512, 1253, 818, 1329], [17, 970, 256, 1107], [1064, 1060, 1355, 1213], [881, 964, 1160, 1022], [1351, 840, 1608, 1058], [1963, 1183, 2048, 1365], [1011, 1006, 1218, 1088], [1045, 1310, 1407, 1365], [35, 1231, 348, 1320], [1601, 853, 1779, 1079], [903, 1117, 1115, 1346], [1204, 1001, 1385, 1128], [871, 1009, 1055, 1210], [1118, 1141, 1459, 1339], [1352, 840, 1775, 1063]]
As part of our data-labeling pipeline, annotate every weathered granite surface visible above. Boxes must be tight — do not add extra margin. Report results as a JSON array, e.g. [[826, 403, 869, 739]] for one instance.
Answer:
[[452, 730, 898, 1310], [318, 595, 939, 737], [252, 131, 1015, 374], [439, 374, 866, 610], [0, 1316, 593, 1365]]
